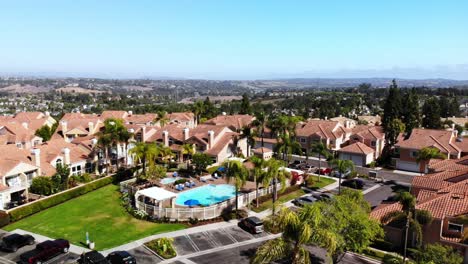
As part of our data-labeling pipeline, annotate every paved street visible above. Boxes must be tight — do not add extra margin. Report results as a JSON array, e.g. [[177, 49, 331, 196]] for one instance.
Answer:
[[364, 180, 410, 209]]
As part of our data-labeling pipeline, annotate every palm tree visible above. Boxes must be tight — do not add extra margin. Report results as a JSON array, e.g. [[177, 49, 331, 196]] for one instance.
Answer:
[[97, 133, 112, 175], [155, 111, 169, 127], [249, 156, 266, 208], [100, 118, 129, 170], [382, 192, 432, 262], [330, 159, 355, 194], [309, 141, 329, 182], [222, 160, 249, 214], [416, 147, 446, 175], [276, 133, 302, 162], [240, 126, 256, 157], [181, 143, 195, 168], [156, 143, 174, 164], [129, 142, 158, 176], [253, 207, 337, 264], [252, 112, 267, 149], [193, 100, 205, 124], [117, 127, 132, 168], [263, 158, 290, 215]]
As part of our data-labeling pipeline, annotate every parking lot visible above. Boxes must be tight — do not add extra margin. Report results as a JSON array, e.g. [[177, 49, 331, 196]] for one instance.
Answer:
[[0, 231, 79, 264]]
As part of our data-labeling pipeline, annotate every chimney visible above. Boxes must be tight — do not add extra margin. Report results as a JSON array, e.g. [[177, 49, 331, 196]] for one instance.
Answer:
[[91, 138, 98, 146], [222, 112, 227, 116], [128, 110, 133, 116], [44, 111, 50, 117], [21, 122, 28, 129], [31, 148, 41, 175], [208, 130, 215, 149], [163, 130, 169, 146], [183, 128, 190, 141], [141, 126, 147, 142], [88, 121, 94, 134], [324, 116, 328, 120], [62, 147, 71, 166], [61, 121, 68, 133]]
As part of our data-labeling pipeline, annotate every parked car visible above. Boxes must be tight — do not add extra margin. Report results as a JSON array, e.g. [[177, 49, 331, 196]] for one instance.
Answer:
[[298, 164, 315, 172], [238, 216, 264, 234], [0, 233, 35, 252], [312, 193, 334, 201], [107, 251, 136, 264], [341, 179, 365, 189], [20, 239, 70, 264], [79, 250, 110, 264], [292, 196, 317, 207], [318, 168, 332, 175]]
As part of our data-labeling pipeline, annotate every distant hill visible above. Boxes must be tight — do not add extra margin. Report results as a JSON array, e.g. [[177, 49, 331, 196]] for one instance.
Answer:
[[257, 78, 468, 89]]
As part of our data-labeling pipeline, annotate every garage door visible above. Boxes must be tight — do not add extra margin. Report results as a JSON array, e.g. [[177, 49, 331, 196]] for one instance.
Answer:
[[351, 155, 363, 166], [396, 160, 419, 172]]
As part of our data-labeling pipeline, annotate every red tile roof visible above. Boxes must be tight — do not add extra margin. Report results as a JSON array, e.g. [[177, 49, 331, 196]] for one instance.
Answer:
[[396, 128, 459, 155], [338, 142, 375, 155]]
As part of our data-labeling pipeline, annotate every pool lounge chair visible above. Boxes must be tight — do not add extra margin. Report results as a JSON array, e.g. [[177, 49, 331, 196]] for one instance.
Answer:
[[185, 182, 191, 188], [190, 181, 196, 187], [200, 176, 207, 183]]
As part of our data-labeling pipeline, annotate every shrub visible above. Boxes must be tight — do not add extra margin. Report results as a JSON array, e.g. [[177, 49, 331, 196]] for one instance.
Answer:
[[371, 239, 395, 251], [30, 176, 54, 196], [0, 211, 10, 227], [174, 179, 188, 185], [9, 175, 114, 222], [254, 185, 301, 205], [382, 254, 404, 264], [79, 173, 92, 183], [145, 238, 177, 259], [188, 217, 199, 225], [221, 207, 248, 221]]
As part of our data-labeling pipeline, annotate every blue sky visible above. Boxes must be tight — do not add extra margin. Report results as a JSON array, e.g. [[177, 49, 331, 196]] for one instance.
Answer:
[[0, 1, 467, 79]]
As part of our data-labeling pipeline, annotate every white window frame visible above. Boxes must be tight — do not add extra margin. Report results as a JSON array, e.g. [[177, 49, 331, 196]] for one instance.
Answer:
[[448, 222, 463, 233]]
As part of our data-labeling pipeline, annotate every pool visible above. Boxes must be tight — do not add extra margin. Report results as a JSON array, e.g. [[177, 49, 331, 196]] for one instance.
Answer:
[[175, 184, 236, 206], [160, 177, 179, 185]]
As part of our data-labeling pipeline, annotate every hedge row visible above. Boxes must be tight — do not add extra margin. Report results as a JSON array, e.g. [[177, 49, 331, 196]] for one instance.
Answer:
[[9, 176, 114, 223]]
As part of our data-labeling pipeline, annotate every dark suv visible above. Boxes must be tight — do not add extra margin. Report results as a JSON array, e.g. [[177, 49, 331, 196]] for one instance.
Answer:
[[238, 216, 264, 234], [19, 239, 70, 264], [0, 233, 35, 252], [107, 251, 136, 264], [79, 250, 110, 264]]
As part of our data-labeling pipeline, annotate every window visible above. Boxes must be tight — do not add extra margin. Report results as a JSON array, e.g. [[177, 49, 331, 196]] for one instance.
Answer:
[[300, 138, 306, 143], [371, 141, 376, 147], [353, 137, 360, 141], [55, 159, 63, 167], [16, 143, 22, 148], [448, 222, 463, 233], [330, 140, 334, 145], [410, 151, 418, 158]]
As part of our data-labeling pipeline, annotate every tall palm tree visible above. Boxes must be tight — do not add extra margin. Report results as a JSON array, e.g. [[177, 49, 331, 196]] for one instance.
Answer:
[[240, 126, 256, 157], [416, 147, 446, 175], [100, 118, 129, 170], [330, 159, 355, 194], [156, 143, 174, 164], [97, 133, 112, 175], [249, 156, 266, 208], [262, 158, 290, 215], [129, 142, 158, 176], [382, 192, 433, 262], [222, 160, 249, 214], [309, 141, 329, 182], [193, 100, 205, 124], [181, 143, 195, 168], [117, 128, 132, 168], [253, 207, 337, 264], [276, 133, 302, 162], [252, 112, 267, 149]]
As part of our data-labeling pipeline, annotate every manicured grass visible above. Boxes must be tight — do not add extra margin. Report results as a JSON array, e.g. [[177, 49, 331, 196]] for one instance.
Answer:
[[306, 175, 336, 189], [251, 188, 306, 213], [5, 185, 185, 250]]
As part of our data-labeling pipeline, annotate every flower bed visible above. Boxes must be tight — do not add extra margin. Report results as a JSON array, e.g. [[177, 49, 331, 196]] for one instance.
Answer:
[[145, 238, 177, 259]]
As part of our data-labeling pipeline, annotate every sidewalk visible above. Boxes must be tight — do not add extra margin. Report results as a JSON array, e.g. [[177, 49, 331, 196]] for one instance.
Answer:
[[101, 219, 240, 255]]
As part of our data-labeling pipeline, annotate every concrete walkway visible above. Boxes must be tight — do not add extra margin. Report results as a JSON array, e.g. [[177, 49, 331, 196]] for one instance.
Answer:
[[12, 229, 90, 255], [101, 219, 240, 255]]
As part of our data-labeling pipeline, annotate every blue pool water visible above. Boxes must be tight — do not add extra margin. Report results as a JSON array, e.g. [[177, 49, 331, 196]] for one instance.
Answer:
[[175, 184, 236, 206], [161, 177, 179, 184]]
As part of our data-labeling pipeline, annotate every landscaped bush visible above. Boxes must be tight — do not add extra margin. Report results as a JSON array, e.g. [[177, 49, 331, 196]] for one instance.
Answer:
[[188, 217, 199, 225], [30, 176, 54, 196], [370, 239, 396, 251], [382, 253, 404, 264], [145, 238, 177, 259], [0, 211, 10, 227], [221, 208, 248, 221], [174, 179, 188, 185], [9, 175, 114, 222]]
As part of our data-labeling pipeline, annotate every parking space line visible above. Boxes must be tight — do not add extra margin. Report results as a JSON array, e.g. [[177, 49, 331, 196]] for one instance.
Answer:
[[220, 228, 237, 243], [185, 235, 200, 252], [202, 231, 220, 248]]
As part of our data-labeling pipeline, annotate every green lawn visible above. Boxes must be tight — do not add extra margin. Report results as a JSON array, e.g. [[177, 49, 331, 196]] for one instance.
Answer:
[[5, 185, 185, 250], [251, 176, 336, 213], [306, 176, 336, 189]]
